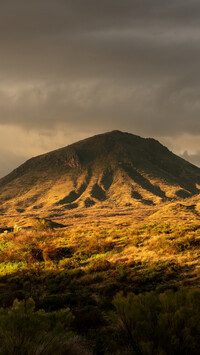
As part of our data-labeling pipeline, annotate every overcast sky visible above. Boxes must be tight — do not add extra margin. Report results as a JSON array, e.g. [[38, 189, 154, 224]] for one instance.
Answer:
[[0, 0, 200, 176]]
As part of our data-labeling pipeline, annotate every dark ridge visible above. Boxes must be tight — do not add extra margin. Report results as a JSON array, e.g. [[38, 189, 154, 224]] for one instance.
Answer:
[[32, 204, 44, 210], [84, 198, 96, 207], [57, 182, 88, 205], [131, 189, 155, 205], [91, 183, 107, 201], [100, 169, 114, 190], [175, 189, 192, 199], [16, 208, 25, 213], [57, 191, 79, 205], [63, 203, 78, 210], [123, 163, 166, 198], [131, 190, 142, 200], [78, 182, 87, 194], [142, 199, 155, 206]]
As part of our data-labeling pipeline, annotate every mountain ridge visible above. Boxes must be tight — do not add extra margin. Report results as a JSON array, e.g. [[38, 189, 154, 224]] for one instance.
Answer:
[[0, 130, 200, 217]]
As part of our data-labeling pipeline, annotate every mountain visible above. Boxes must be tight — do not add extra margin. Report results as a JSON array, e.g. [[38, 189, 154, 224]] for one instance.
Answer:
[[0, 130, 200, 217]]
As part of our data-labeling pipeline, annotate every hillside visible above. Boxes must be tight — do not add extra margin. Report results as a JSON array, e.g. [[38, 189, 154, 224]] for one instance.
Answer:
[[1, 131, 200, 354], [0, 130, 200, 220]]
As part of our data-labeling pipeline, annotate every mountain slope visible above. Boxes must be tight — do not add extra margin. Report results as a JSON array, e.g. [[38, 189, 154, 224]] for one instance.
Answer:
[[0, 130, 200, 215]]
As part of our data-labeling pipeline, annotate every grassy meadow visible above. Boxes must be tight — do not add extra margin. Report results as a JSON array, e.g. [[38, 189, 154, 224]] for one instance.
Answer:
[[0, 215, 200, 354]]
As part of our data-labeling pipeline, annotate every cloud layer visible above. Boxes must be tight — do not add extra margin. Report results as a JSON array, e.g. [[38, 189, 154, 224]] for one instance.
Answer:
[[0, 0, 200, 174]]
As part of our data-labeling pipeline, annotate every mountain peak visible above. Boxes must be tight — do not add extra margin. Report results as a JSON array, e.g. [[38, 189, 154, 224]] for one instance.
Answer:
[[0, 131, 199, 216]]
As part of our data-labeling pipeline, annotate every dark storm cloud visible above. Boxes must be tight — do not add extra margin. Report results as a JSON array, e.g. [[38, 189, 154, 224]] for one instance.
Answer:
[[0, 0, 200, 137]]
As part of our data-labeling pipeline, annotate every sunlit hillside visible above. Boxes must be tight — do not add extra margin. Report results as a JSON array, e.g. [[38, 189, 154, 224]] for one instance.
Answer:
[[0, 131, 200, 221], [0, 131, 200, 354]]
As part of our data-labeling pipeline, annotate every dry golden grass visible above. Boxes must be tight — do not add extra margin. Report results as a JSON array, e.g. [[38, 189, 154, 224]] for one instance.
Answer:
[[1, 209, 200, 288]]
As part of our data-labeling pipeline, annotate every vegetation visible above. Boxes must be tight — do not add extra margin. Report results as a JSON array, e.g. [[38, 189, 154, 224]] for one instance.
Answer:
[[0, 221, 200, 353], [0, 130, 200, 353], [110, 288, 200, 354], [0, 298, 78, 355]]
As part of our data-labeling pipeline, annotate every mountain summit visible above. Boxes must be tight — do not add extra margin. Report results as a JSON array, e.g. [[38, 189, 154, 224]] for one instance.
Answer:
[[0, 130, 200, 215]]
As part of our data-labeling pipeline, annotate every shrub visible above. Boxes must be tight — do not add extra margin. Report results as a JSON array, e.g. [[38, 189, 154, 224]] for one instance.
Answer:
[[0, 297, 76, 355], [110, 288, 200, 355], [87, 259, 111, 273], [33, 219, 54, 232]]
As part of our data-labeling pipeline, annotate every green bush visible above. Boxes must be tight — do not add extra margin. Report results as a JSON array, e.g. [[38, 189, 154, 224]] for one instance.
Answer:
[[0, 297, 74, 355], [110, 288, 200, 355], [33, 219, 54, 232]]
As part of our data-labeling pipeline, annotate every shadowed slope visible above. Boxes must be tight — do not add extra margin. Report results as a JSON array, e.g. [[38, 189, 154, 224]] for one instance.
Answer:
[[0, 130, 200, 215]]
